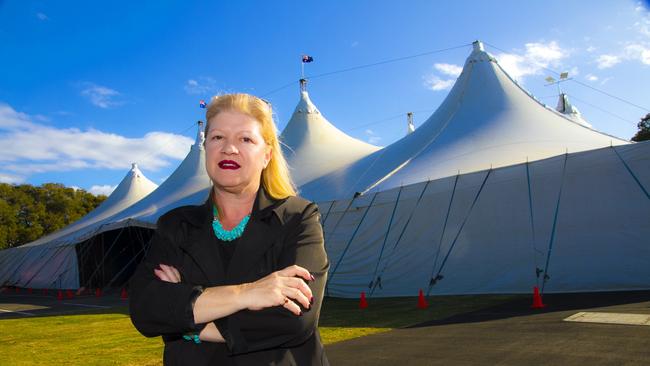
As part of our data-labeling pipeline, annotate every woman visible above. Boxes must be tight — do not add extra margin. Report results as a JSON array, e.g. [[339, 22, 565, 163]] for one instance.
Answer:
[[129, 93, 330, 365]]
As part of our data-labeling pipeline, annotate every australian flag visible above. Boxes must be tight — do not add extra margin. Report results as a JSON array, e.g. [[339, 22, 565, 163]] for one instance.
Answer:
[[199, 100, 207, 108], [302, 55, 314, 63]]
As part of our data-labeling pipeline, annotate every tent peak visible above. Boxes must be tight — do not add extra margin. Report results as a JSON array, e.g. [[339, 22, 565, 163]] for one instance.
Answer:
[[193, 120, 205, 150], [295, 90, 320, 115], [130, 163, 144, 178], [467, 40, 495, 64]]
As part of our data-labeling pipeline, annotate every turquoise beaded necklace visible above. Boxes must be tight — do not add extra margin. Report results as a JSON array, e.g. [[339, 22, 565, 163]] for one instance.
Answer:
[[212, 205, 250, 242]]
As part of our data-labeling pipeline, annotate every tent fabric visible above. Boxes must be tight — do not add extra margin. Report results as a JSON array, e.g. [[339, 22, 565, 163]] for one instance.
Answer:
[[300, 41, 629, 202], [0, 163, 158, 288], [321, 142, 650, 297], [281, 90, 380, 187]]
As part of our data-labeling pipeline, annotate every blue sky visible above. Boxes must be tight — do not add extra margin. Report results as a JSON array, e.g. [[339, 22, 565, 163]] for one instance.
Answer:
[[1, 1, 649, 195]]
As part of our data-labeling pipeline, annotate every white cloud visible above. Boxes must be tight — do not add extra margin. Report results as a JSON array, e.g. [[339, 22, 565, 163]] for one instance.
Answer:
[[0, 103, 31, 128], [585, 74, 599, 82], [586, 46, 597, 53], [36, 12, 48, 21], [496, 41, 569, 81], [0, 102, 194, 181], [596, 54, 621, 69], [524, 41, 566, 64], [624, 44, 650, 65], [423, 63, 461, 92], [364, 129, 381, 144], [184, 77, 217, 95], [0, 172, 24, 184], [434, 63, 462, 77], [423, 75, 455, 91], [593, 43, 650, 69], [80, 83, 122, 108], [88, 184, 116, 196]]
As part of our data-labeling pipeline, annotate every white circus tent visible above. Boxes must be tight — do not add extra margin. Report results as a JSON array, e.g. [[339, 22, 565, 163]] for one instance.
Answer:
[[0, 163, 158, 289], [302, 41, 650, 297], [281, 80, 380, 187]]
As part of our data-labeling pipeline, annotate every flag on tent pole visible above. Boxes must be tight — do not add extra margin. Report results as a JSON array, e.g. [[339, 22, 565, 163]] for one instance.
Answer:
[[199, 100, 207, 108], [302, 55, 314, 63]]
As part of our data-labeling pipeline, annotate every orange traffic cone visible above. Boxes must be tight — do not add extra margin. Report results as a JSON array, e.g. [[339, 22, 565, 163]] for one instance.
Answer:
[[120, 288, 128, 300], [359, 291, 368, 309], [417, 289, 428, 309], [66, 289, 74, 299], [531, 286, 546, 309], [95, 288, 102, 298], [57, 290, 63, 301]]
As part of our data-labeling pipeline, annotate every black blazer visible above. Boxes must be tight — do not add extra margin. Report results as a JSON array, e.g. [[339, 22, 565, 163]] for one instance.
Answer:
[[129, 188, 330, 365]]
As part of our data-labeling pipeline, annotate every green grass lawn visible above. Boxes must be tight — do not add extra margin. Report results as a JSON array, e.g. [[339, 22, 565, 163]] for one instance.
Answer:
[[0, 294, 521, 365]]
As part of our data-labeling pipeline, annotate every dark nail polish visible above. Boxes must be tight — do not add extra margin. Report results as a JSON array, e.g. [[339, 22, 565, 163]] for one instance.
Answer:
[[310, 296, 314, 304], [299, 311, 303, 316], [310, 274, 315, 281]]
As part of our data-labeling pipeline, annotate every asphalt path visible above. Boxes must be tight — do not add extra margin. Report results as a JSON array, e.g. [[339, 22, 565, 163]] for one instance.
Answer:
[[325, 291, 650, 366]]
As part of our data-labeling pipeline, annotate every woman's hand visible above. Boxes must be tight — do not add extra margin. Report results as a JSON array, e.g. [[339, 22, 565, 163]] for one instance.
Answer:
[[239, 265, 314, 316], [154, 264, 181, 283]]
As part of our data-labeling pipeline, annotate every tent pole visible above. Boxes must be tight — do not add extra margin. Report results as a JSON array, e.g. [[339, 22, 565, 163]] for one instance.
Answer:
[[525, 160, 542, 288], [427, 173, 461, 294], [323, 196, 357, 251], [105, 231, 153, 289], [84, 226, 127, 290], [428, 169, 492, 296], [541, 153, 569, 294], [22, 245, 67, 288], [611, 146, 650, 200], [320, 201, 335, 227], [368, 186, 404, 296], [371, 179, 431, 296], [326, 192, 379, 295]]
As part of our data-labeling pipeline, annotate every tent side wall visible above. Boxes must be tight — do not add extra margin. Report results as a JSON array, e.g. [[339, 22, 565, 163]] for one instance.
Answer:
[[323, 142, 650, 297]]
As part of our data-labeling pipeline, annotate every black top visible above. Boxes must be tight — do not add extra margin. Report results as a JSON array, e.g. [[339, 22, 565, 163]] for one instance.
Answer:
[[129, 188, 330, 366], [215, 235, 237, 274]]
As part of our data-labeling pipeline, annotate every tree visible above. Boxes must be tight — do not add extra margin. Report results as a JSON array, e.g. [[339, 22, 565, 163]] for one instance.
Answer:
[[0, 183, 106, 250], [631, 113, 650, 142]]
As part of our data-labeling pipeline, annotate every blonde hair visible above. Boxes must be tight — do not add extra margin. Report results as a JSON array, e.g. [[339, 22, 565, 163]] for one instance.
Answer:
[[205, 93, 296, 200]]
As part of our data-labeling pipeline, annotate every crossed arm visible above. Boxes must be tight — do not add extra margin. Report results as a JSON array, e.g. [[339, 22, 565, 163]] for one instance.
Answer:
[[129, 203, 328, 354], [153, 263, 314, 342]]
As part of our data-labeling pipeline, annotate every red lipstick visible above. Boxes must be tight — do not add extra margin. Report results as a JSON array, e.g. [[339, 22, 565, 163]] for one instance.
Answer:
[[218, 160, 241, 170]]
